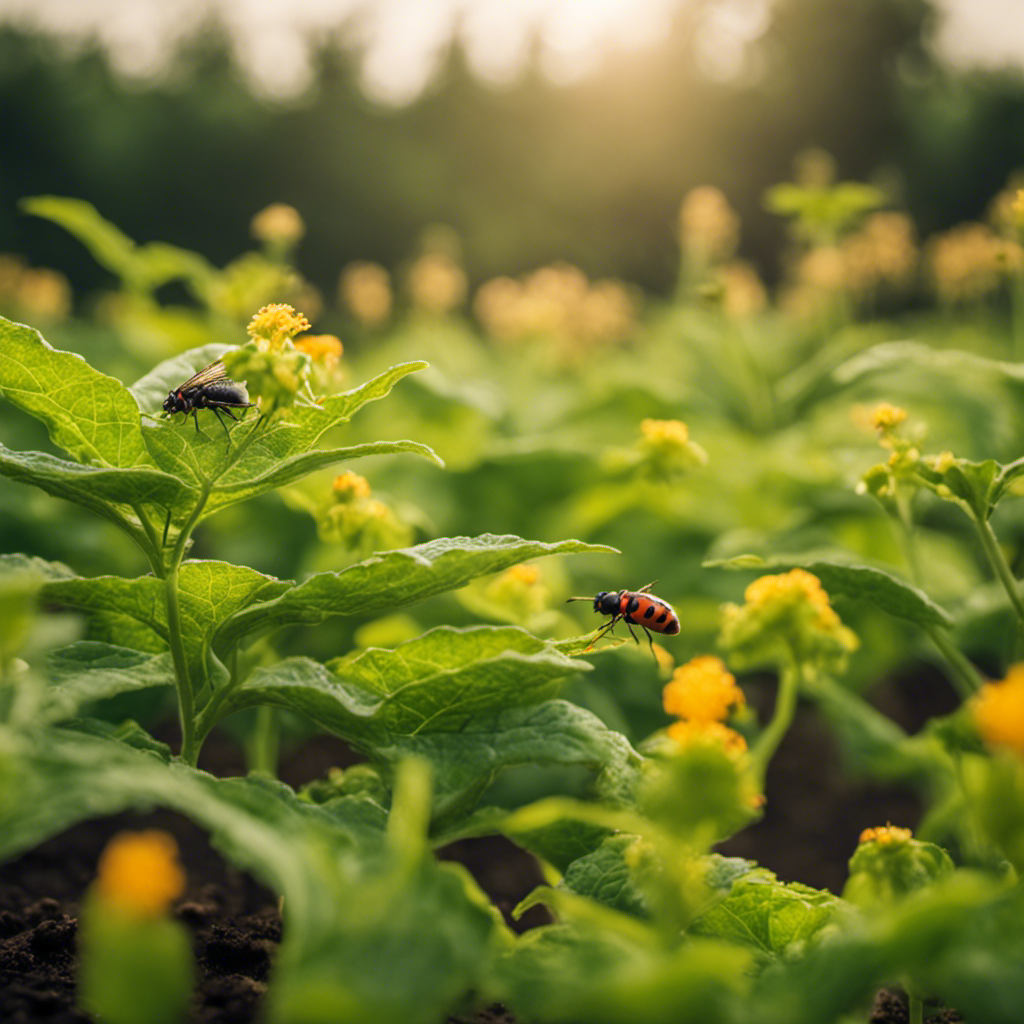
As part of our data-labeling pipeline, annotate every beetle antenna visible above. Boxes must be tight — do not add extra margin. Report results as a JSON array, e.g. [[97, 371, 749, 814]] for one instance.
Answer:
[[566, 596, 593, 603]]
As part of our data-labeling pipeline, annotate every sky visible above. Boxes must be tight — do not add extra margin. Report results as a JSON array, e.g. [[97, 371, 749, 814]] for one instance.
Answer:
[[0, 0, 1020, 102]]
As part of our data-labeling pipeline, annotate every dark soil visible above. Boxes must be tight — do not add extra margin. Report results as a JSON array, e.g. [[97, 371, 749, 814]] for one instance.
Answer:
[[1, 669, 964, 1023]]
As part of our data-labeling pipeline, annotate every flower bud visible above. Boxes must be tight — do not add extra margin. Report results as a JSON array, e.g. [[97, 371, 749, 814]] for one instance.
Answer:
[[843, 826, 953, 909]]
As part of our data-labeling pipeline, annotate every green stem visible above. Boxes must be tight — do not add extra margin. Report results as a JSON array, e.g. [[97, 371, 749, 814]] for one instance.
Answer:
[[164, 563, 197, 765], [972, 511, 1024, 632], [908, 993, 924, 1024], [164, 484, 211, 765], [246, 705, 279, 776], [924, 625, 982, 698], [750, 653, 803, 783], [129, 503, 166, 577]]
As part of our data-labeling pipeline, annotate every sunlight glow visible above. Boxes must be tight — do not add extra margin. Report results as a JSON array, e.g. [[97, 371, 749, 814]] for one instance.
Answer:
[[0, 0, 1018, 102]]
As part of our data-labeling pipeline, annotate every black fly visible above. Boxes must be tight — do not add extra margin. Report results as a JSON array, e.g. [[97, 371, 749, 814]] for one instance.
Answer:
[[162, 361, 256, 440]]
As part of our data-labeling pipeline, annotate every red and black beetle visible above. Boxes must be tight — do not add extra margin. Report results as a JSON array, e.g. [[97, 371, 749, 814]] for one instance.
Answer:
[[567, 581, 679, 653]]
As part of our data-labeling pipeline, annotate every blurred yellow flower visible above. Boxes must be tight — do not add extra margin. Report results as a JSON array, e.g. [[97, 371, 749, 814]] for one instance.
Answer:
[[972, 664, 1024, 757], [678, 186, 740, 262], [332, 471, 372, 501], [94, 831, 185, 917], [666, 719, 748, 756], [869, 402, 908, 433], [858, 824, 913, 845], [925, 222, 1019, 304], [743, 568, 840, 631], [407, 252, 467, 314], [841, 212, 918, 298], [716, 260, 768, 318], [339, 261, 392, 327], [251, 203, 305, 246], [295, 333, 343, 368], [662, 655, 744, 723]]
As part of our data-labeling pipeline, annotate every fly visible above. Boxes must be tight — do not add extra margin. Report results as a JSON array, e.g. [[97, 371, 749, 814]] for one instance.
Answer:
[[162, 361, 256, 440]]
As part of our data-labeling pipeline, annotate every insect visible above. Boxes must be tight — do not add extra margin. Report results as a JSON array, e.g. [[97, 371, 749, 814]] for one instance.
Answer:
[[566, 581, 679, 655], [162, 361, 256, 440]]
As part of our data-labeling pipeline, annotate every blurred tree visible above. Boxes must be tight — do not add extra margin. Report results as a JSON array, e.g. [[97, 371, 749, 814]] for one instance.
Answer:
[[0, 0, 1021, 305]]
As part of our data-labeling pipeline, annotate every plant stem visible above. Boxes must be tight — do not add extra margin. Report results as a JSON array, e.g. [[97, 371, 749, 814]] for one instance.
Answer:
[[164, 484, 211, 766], [924, 625, 982, 698], [972, 511, 1024, 632], [246, 705, 279, 776], [908, 993, 924, 1024], [164, 563, 197, 765], [750, 652, 803, 783]]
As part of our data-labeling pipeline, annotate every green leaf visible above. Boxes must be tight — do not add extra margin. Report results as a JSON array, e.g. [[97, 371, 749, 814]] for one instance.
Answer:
[[228, 626, 580, 739], [0, 317, 149, 468], [219, 534, 617, 647], [490, 920, 751, 1024], [0, 553, 75, 582], [0, 725, 496, 1024], [40, 561, 286, 692], [561, 834, 650, 918], [41, 642, 177, 723], [132, 353, 437, 517], [689, 866, 840, 957], [706, 551, 953, 629], [221, 627, 635, 819], [21, 196, 213, 293], [0, 442, 194, 514]]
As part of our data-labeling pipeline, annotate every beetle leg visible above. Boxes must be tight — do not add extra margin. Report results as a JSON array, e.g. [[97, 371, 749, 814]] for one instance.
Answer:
[[624, 619, 641, 645]]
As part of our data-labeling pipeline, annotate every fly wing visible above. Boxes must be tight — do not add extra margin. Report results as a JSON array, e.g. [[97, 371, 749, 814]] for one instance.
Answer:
[[177, 360, 230, 392]]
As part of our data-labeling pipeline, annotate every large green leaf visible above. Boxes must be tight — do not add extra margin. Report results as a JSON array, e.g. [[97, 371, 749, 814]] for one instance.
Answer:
[[219, 534, 617, 646], [0, 726, 495, 1024], [689, 867, 840, 957], [41, 642, 177, 723], [706, 551, 953, 629], [0, 317, 148, 468], [0, 442, 194, 514], [40, 561, 286, 692]]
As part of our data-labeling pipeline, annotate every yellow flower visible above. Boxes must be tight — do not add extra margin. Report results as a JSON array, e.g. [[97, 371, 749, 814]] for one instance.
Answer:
[[666, 719, 748, 756], [246, 303, 311, 351], [662, 655, 744, 723], [721, 569, 858, 672], [972, 665, 1024, 756], [716, 260, 768, 319], [859, 824, 913, 845], [507, 564, 540, 585], [869, 402, 908, 433], [250, 203, 305, 246], [332, 471, 371, 501], [94, 831, 185, 917], [744, 569, 840, 630], [339, 261, 392, 327], [295, 333, 343, 368]]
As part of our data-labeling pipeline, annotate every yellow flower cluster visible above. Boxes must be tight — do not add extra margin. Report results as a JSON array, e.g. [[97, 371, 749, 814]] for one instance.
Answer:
[[250, 203, 305, 246], [662, 655, 747, 756], [474, 263, 635, 352], [319, 472, 409, 552], [925, 222, 1022, 304], [482, 563, 549, 621], [678, 186, 740, 261], [636, 418, 707, 479], [743, 569, 841, 631], [868, 402, 908, 432], [407, 252, 467, 314], [663, 655, 745, 722], [339, 261, 392, 327], [247, 302, 311, 351], [971, 664, 1024, 757], [858, 824, 913, 845], [94, 830, 185, 917], [0, 254, 71, 322], [720, 568, 858, 672]]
